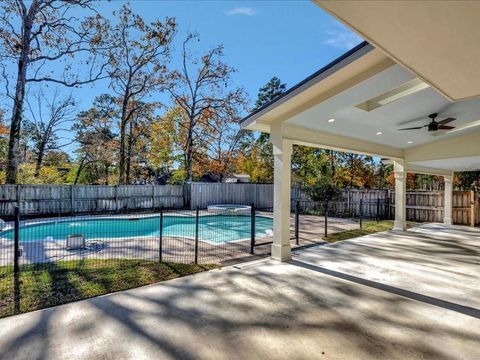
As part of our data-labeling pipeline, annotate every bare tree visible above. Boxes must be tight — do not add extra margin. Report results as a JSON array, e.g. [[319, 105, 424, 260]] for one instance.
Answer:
[[0, 0, 109, 183], [167, 34, 246, 182], [24, 89, 75, 177], [107, 4, 175, 184]]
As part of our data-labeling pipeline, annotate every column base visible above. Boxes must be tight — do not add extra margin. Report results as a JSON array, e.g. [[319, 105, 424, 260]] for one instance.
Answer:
[[271, 243, 291, 262], [443, 218, 453, 227], [393, 220, 406, 231]]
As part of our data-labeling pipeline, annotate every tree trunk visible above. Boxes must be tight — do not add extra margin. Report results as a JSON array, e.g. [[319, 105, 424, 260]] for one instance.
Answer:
[[34, 143, 46, 178], [34, 152, 43, 178], [126, 121, 133, 185], [105, 163, 109, 185], [74, 156, 86, 185], [118, 90, 130, 185], [6, 5, 36, 184], [185, 116, 194, 182]]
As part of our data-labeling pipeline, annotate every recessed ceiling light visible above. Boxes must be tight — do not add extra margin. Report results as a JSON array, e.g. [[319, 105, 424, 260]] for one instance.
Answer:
[[407, 141, 413, 144], [328, 118, 335, 123], [376, 131, 383, 135]]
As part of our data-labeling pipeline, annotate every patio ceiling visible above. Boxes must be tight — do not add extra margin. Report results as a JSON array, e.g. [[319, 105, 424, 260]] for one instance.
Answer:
[[315, 1, 480, 101], [242, 14, 480, 173]]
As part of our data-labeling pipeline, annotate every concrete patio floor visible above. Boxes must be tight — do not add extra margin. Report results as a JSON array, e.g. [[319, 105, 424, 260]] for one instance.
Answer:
[[0, 224, 479, 360]]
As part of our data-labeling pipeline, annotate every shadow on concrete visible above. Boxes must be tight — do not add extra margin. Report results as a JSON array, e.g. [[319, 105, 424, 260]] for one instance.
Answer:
[[290, 259, 480, 319]]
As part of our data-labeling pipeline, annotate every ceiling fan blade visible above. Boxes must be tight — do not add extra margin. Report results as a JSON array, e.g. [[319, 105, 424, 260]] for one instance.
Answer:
[[437, 117, 456, 125], [438, 125, 455, 130], [398, 126, 425, 130]]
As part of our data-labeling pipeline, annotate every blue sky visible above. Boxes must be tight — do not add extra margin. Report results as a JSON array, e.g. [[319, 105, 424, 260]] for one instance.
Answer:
[[4, 1, 363, 155], [84, 0, 362, 107]]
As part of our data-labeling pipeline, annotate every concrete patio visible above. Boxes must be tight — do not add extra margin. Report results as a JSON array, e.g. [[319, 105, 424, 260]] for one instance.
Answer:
[[0, 224, 479, 360]]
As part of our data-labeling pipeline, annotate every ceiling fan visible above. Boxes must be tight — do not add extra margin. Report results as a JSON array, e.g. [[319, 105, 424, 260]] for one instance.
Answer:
[[398, 113, 456, 133]]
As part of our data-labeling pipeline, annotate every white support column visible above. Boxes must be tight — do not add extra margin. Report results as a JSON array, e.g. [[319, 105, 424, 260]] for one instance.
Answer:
[[393, 160, 407, 231], [271, 123, 292, 262], [444, 173, 454, 226]]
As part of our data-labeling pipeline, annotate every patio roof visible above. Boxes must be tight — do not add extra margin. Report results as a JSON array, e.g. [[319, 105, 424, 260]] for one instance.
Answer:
[[241, 4, 480, 173], [315, 1, 480, 102]]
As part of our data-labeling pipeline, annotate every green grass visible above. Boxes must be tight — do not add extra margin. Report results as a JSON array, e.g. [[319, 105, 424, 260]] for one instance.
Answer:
[[0, 260, 218, 318], [323, 220, 397, 243]]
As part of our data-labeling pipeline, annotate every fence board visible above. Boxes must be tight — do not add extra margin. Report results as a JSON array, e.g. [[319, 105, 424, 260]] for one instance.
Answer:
[[0, 183, 478, 226]]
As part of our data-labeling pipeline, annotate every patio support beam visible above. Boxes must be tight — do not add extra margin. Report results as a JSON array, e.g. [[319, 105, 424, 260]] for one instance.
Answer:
[[283, 125, 403, 160], [271, 123, 292, 262], [393, 160, 407, 231], [443, 173, 454, 226]]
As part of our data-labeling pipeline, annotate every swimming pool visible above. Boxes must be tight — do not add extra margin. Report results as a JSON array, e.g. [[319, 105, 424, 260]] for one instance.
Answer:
[[0, 215, 273, 245]]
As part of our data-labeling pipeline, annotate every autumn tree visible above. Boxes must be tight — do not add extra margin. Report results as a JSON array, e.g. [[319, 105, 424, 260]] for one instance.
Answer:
[[74, 94, 118, 184], [199, 110, 249, 182], [167, 34, 245, 182], [24, 89, 75, 177], [0, 109, 9, 170], [107, 4, 176, 184], [0, 0, 109, 183], [147, 106, 181, 177]]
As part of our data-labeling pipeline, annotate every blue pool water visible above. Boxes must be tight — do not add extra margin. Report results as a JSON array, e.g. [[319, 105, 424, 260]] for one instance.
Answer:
[[0, 215, 273, 244]]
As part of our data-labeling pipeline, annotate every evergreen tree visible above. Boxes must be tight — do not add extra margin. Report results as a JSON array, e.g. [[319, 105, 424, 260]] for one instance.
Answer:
[[245, 77, 287, 182], [254, 77, 287, 110]]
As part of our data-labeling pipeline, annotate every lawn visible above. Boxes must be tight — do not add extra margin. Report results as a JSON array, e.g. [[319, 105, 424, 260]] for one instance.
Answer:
[[323, 220, 400, 242], [0, 260, 218, 318]]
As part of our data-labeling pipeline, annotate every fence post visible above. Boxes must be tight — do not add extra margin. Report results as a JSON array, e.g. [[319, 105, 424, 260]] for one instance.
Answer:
[[359, 198, 363, 229], [14, 206, 20, 275], [114, 185, 119, 212], [152, 185, 156, 211], [159, 207, 164, 262], [347, 189, 351, 216], [324, 201, 328, 238], [13, 206, 20, 314], [194, 207, 199, 264], [70, 185, 75, 215], [295, 200, 300, 245], [470, 190, 476, 227], [386, 191, 391, 220], [376, 198, 381, 222], [250, 203, 255, 254]]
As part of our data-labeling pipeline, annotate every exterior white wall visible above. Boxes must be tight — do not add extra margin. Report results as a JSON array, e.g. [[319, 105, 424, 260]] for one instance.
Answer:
[[393, 160, 407, 231], [271, 123, 292, 261], [443, 173, 454, 226]]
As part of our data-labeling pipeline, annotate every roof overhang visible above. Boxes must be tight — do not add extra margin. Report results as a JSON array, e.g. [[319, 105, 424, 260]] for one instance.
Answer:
[[240, 2, 480, 173], [315, 0, 480, 101], [241, 42, 395, 132]]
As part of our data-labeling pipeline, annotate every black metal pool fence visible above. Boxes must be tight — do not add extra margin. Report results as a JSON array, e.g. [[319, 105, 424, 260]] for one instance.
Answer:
[[0, 199, 385, 316]]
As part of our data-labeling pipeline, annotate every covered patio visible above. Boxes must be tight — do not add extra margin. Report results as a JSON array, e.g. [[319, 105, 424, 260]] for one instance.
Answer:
[[0, 223, 479, 359], [241, 1, 480, 261]]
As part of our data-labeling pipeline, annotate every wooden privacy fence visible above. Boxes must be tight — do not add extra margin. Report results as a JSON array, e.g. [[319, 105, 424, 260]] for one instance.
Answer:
[[0, 183, 478, 226], [0, 185, 186, 216], [189, 182, 274, 209], [387, 190, 478, 226]]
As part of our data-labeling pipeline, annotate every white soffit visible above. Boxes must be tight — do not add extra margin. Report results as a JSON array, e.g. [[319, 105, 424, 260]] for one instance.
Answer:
[[316, 0, 480, 101], [410, 156, 480, 172], [285, 64, 480, 150]]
